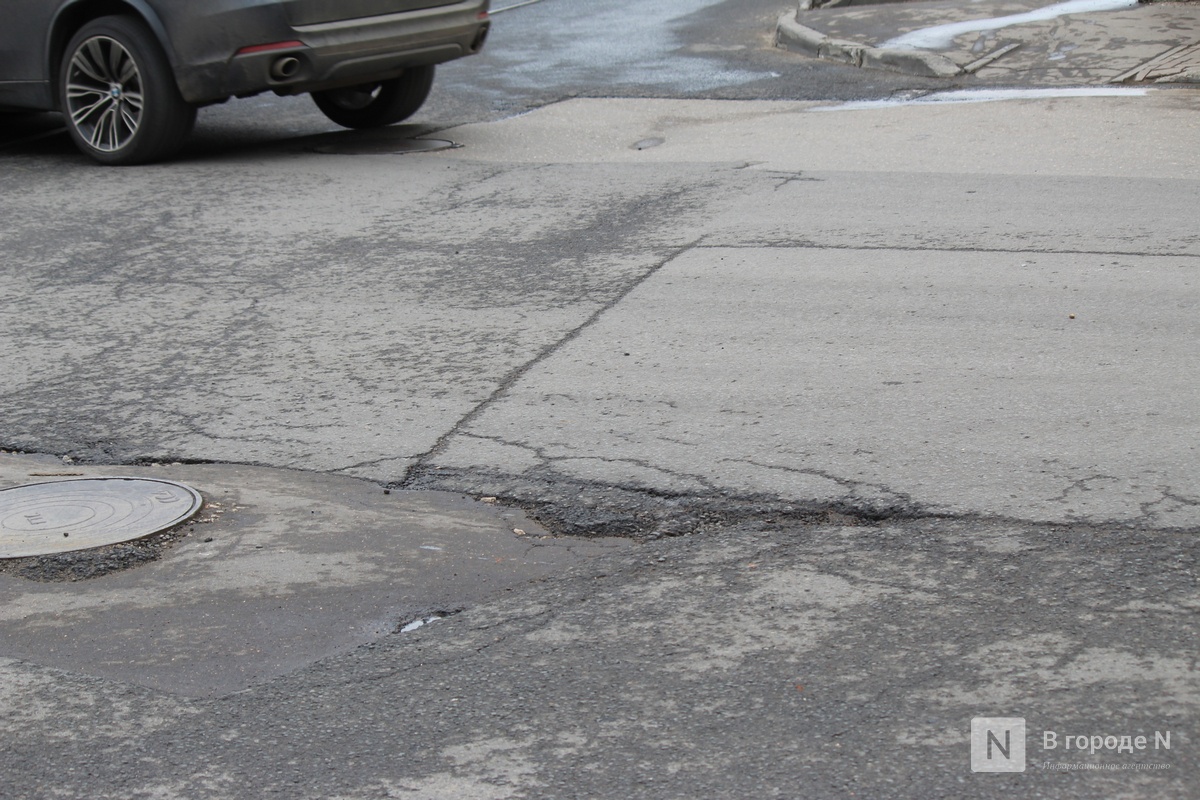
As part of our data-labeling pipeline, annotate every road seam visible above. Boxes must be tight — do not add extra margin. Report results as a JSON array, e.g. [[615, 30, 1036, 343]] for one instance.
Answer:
[[700, 243, 1200, 258]]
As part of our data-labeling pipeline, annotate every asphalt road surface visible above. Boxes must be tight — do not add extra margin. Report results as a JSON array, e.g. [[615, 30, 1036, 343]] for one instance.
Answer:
[[1, 1, 1197, 798]]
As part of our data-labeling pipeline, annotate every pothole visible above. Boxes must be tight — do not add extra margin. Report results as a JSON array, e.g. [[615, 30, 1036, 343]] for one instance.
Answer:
[[403, 466, 898, 541], [0, 477, 203, 559]]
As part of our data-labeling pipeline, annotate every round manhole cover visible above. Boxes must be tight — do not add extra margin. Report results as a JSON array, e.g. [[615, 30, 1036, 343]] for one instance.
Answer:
[[0, 478, 203, 559]]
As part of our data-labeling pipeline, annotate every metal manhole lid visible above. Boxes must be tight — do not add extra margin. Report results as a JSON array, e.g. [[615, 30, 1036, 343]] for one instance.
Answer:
[[0, 477, 203, 559]]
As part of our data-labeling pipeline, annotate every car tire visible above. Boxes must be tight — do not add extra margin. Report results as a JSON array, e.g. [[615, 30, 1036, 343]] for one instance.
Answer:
[[60, 16, 196, 165], [311, 66, 435, 129]]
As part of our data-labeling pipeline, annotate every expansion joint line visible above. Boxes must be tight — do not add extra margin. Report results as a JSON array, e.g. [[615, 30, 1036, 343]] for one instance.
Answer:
[[403, 240, 702, 478], [706, 243, 1198, 259]]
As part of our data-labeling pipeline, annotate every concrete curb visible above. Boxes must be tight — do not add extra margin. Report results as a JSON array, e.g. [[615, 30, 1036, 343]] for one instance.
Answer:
[[776, 11, 963, 78]]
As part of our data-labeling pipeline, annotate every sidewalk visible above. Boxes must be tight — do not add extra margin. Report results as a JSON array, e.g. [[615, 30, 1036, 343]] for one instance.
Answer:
[[777, 0, 1200, 82]]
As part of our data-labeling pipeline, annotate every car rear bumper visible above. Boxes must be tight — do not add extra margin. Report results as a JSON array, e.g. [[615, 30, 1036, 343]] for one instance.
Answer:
[[169, 0, 489, 104]]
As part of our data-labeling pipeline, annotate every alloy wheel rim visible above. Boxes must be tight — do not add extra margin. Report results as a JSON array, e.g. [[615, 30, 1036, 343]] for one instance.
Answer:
[[65, 36, 143, 153]]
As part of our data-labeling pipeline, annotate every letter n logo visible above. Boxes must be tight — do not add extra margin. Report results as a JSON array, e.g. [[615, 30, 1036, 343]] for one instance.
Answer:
[[971, 717, 1026, 772]]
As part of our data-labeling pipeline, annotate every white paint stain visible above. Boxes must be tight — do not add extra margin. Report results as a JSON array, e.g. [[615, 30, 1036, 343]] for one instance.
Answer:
[[882, 0, 1138, 50], [816, 87, 1150, 111]]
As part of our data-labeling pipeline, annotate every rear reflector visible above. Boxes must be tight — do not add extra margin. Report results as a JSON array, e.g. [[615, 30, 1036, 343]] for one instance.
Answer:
[[236, 41, 304, 56]]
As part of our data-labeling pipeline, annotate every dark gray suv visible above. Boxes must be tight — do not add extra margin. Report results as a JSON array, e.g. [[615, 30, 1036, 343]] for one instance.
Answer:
[[0, 0, 491, 164]]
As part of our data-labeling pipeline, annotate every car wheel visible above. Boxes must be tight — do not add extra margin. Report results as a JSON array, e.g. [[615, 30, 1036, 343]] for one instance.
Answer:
[[311, 66, 435, 129], [60, 16, 196, 165]]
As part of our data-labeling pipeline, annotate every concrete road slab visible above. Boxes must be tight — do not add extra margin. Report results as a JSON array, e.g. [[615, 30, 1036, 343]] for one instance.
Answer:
[[432, 246, 1200, 527], [419, 96, 1200, 529], [432, 93, 1200, 178], [0, 453, 628, 697], [0, 151, 705, 480]]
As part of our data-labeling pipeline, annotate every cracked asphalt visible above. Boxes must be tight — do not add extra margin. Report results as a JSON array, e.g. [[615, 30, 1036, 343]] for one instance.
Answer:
[[1, 507, 1194, 798], [2, 0, 1199, 796]]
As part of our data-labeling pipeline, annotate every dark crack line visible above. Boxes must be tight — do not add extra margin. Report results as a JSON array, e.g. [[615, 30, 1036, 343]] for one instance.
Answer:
[[731, 458, 916, 507], [1139, 487, 1200, 520], [401, 239, 703, 479], [702, 243, 1200, 259], [456, 432, 724, 494], [548, 453, 723, 493], [305, 607, 560, 691], [767, 171, 824, 191], [1048, 473, 1123, 504], [1160, 490, 1200, 508], [330, 455, 414, 474]]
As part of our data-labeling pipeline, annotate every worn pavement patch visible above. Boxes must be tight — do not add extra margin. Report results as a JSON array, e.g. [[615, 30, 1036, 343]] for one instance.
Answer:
[[1, 515, 1193, 798], [0, 452, 628, 697]]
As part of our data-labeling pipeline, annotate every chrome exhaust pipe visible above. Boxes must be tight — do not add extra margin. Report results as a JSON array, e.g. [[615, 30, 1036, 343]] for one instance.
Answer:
[[270, 56, 301, 80]]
